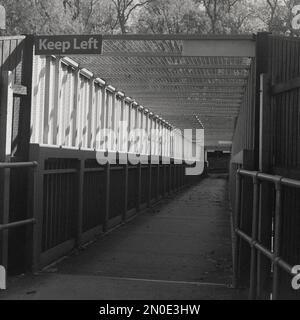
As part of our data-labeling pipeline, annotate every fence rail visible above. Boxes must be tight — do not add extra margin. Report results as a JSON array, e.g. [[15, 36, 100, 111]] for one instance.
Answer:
[[0, 219, 36, 232], [0, 161, 38, 290], [234, 169, 300, 300], [30, 55, 198, 162]]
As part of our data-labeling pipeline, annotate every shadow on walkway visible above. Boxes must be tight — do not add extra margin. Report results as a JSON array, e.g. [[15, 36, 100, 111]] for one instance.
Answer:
[[0, 174, 246, 300]]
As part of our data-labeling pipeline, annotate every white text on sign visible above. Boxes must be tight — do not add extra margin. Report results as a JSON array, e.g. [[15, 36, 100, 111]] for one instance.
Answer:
[[34, 35, 103, 55]]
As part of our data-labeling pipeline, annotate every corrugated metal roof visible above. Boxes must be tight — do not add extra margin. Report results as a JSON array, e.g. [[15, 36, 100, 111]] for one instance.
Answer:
[[70, 35, 256, 148]]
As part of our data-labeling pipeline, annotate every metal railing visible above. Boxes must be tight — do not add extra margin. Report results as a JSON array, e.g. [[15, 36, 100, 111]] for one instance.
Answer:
[[234, 169, 300, 300], [0, 161, 38, 289]]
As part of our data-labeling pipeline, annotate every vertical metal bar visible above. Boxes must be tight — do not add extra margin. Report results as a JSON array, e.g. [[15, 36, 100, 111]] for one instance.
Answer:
[[76, 159, 84, 247], [137, 163, 142, 212], [31, 164, 39, 272], [272, 180, 282, 300], [147, 162, 152, 208], [169, 164, 172, 194], [0, 167, 10, 272], [0, 71, 14, 274], [156, 162, 160, 200], [104, 163, 111, 232], [30, 145, 44, 272], [249, 174, 260, 300], [255, 32, 270, 168], [123, 164, 129, 222], [233, 169, 242, 289], [163, 165, 166, 196]]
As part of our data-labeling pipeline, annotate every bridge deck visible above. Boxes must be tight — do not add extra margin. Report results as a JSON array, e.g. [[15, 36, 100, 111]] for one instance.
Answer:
[[0, 175, 246, 300]]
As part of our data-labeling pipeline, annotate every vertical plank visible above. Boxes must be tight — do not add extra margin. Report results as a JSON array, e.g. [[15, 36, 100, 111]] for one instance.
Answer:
[[51, 58, 60, 146], [137, 163, 142, 212], [157, 162, 160, 200], [255, 32, 270, 168], [104, 163, 110, 232], [57, 60, 65, 147], [82, 79, 89, 149], [148, 162, 152, 208], [123, 164, 128, 222], [89, 81, 96, 150], [76, 159, 84, 247], [257, 73, 273, 300], [95, 85, 102, 151], [76, 74, 83, 149], [0, 71, 14, 272], [29, 145, 44, 272], [66, 69, 75, 148]]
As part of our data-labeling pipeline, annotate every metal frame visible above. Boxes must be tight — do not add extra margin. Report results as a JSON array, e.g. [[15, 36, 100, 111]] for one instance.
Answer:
[[234, 169, 300, 300], [69, 36, 256, 147], [28, 144, 202, 270], [0, 161, 38, 289]]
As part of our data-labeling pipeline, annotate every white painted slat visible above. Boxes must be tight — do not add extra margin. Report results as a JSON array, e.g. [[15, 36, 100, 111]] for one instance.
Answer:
[[82, 79, 89, 149], [67, 70, 76, 147], [100, 86, 107, 151], [90, 83, 97, 150], [57, 60, 65, 147], [95, 86, 103, 151], [1, 71, 14, 157], [75, 72, 83, 148]]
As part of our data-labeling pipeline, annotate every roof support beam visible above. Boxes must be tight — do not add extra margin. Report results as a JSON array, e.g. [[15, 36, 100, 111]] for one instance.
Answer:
[[139, 100, 243, 105], [102, 74, 248, 80], [150, 108, 240, 112], [102, 34, 255, 41], [84, 64, 251, 70], [133, 94, 244, 99], [182, 40, 256, 57], [129, 94, 244, 99], [112, 83, 247, 88], [124, 89, 245, 94]]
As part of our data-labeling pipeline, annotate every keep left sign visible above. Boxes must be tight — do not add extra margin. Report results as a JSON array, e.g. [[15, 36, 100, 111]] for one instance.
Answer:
[[34, 35, 103, 55]]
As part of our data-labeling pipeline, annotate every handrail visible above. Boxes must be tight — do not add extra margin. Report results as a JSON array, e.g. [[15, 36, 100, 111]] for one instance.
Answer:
[[234, 169, 300, 300], [0, 161, 38, 169], [0, 219, 36, 232], [0, 161, 38, 290], [239, 169, 300, 188]]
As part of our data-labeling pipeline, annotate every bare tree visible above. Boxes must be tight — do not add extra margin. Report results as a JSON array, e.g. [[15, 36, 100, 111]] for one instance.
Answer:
[[201, 0, 239, 34], [266, 0, 280, 31], [111, 0, 153, 33]]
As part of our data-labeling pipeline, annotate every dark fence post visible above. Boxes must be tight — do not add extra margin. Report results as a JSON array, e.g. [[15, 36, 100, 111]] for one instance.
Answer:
[[249, 174, 260, 300], [147, 161, 152, 208], [104, 163, 111, 232], [255, 32, 270, 169], [156, 162, 160, 200], [257, 73, 273, 299], [29, 145, 44, 273], [76, 159, 84, 247], [272, 181, 283, 300], [233, 169, 241, 288], [163, 165, 166, 197], [137, 162, 142, 212], [256, 34, 272, 299], [169, 164, 172, 194], [123, 164, 128, 222]]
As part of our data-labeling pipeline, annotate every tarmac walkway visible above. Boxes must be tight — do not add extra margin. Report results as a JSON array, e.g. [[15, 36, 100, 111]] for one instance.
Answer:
[[0, 175, 246, 300]]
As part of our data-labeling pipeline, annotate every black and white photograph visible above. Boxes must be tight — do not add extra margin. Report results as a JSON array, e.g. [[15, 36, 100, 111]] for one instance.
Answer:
[[0, 0, 300, 310]]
